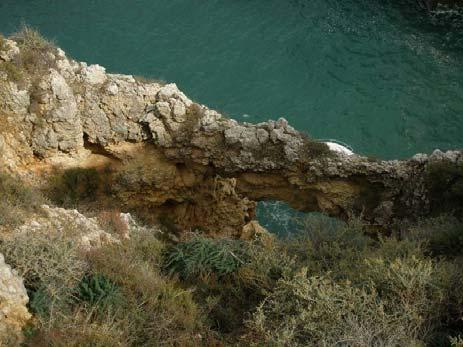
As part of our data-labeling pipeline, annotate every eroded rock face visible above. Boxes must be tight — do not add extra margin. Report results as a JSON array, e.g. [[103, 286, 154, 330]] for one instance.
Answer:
[[1, 37, 463, 235], [0, 253, 31, 346]]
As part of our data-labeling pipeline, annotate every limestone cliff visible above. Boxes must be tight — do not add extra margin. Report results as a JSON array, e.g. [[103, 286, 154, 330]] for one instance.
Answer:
[[1, 36, 462, 236]]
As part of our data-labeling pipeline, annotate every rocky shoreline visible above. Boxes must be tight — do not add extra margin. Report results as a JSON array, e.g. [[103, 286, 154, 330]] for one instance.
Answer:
[[1, 35, 463, 237], [2, 29, 463, 346]]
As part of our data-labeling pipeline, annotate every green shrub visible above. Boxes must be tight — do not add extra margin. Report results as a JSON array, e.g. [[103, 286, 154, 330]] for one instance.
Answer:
[[224, 241, 296, 332], [248, 269, 421, 346], [237, 240, 297, 293], [361, 256, 444, 338], [77, 273, 124, 312], [243, 215, 463, 345], [86, 231, 208, 346], [0, 224, 86, 309], [126, 229, 166, 266], [24, 308, 130, 347], [29, 286, 55, 319], [407, 216, 463, 257], [426, 160, 463, 214], [286, 216, 373, 278], [164, 236, 248, 279], [0, 61, 23, 82], [0, 171, 46, 226], [49, 167, 102, 206], [184, 239, 297, 334], [10, 25, 58, 81], [299, 133, 334, 159]]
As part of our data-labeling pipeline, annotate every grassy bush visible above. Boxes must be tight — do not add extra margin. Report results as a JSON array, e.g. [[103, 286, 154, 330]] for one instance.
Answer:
[[210, 240, 293, 322], [0, 26, 58, 87], [0, 171, 46, 226], [363, 256, 444, 336], [48, 167, 104, 207], [24, 308, 130, 347], [164, 236, 249, 280], [97, 209, 128, 238], [76, 273, 124, 312], [299, 133, 334, 159], [85, 231, 208, 346], [236, 240, 297, 294], [1, 213, 461, 345], [0, 169, 460, 345], [0, 60, 23, 82], [15, 226, 210, 346], [426, 160, 463, 214], [246, 251, 454, 346], [407, 215, 463, 257], [0, 33, 5, 50], [0, 224, 86, 311], [10, 25, 58, 82], [172, 239, 297, 335], [248, 269, 421, 346], [239, 215, 463, 346], [285, 216, 374, 278]]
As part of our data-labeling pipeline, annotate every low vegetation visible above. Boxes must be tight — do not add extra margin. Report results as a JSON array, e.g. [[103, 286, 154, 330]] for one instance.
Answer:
[[1, 170, 463, 345], [133, 75, 167, 86], [10, 25, 58, 82], [0, 171, 46, 227], [299, 133, 335, 160], [48, 167, 112, 208], [164, 236, 248, 279], [426, 160, 463, 214]]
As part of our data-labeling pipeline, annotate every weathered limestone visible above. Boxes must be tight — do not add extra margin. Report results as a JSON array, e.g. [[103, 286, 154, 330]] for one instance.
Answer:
[[14, 205, 120, 251], [1, 37, 463, 235], [0, 253, 31, 346]]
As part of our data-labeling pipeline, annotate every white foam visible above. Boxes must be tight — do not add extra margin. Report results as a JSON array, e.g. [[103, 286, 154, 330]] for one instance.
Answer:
[[324, 142, 354, 155]]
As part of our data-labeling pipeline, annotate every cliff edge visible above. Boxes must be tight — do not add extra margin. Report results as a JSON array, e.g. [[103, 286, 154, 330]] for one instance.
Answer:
[[1, 32, 462, 236]]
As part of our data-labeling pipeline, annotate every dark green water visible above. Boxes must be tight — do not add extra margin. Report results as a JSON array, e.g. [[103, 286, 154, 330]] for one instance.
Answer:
[[1, 0, 462, 232], [2, 0, 463, 158]]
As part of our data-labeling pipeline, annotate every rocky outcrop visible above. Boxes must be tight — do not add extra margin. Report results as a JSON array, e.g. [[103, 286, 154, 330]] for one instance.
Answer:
[[0, 253, 31, 346], [12, 205, 120, 250], [1, 36, 462, 235]]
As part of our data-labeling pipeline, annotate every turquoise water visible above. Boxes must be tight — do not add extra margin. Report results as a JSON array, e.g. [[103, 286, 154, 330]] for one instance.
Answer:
[[1, 0, 462, 159], [1, 0, 462, 232]]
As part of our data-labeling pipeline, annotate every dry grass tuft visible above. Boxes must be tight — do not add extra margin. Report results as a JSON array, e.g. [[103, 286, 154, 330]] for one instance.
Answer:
[[97, 209, 129, 239], [85, 231, 208, 346], [0, 171, 46, 227], [0, 25, 57, 85], [0, 222, 87, 304]]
